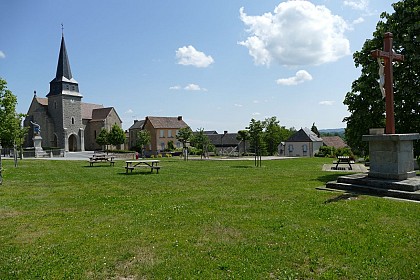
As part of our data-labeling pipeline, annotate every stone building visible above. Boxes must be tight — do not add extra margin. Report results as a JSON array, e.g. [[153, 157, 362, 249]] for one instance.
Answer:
[[23, 35, 122, 151]]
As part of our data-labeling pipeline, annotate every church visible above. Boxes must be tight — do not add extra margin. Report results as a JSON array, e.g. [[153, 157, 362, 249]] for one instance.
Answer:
[[23, 35, 122, 151]]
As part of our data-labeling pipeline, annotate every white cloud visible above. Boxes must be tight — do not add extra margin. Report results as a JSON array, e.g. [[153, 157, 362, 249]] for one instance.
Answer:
[[276, 70, 313, 86], [176, 45, 214, 68], [239, 1, 350, 66], [184, 84, 207, 91], [125, 109, 134, 114], [319, 100, 335, 106], [234, 104, 243, 107], [0, 51, 5, 59], [344, 0, 369, 11], [169, 85, 181, 90], [352, 17, 365, 25], [252, 112, 261, 116]]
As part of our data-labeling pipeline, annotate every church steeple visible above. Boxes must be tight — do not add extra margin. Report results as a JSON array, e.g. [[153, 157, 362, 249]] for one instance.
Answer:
[[47, 33, 81, 97], [56, 35, 73, 81]]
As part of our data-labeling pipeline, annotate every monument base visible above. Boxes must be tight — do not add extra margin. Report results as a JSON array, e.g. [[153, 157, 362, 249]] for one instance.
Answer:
[[325, 174, 420, 201], [362, 133, 420, 180], [323, 133, 420, 201], [33, 135, 47, 158]]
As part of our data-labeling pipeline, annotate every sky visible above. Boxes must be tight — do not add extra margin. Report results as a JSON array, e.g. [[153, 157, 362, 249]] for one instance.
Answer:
[[0, 0, 396, 132]]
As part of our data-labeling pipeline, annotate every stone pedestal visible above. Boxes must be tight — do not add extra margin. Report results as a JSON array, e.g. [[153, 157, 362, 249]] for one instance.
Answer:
[[33, 135, 45, 158], [362, 133, 420, 180]]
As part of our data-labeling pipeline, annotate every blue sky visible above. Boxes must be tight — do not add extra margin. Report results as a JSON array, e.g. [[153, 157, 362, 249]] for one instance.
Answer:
[[0, 0, 394, 132]]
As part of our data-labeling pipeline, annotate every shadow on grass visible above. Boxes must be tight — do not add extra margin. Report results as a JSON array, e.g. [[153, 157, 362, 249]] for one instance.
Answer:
[[324, 193, 360, 204], [315, 173, 353, 184], [83, 165, 115, 168], [116, 171, 157, 176], [230, 165, 254, 169]]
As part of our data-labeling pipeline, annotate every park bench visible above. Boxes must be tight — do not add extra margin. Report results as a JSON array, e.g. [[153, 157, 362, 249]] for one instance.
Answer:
[[332, 156, 353, 170], [125, 160, 161, 174], [88, 154, 115, 167]]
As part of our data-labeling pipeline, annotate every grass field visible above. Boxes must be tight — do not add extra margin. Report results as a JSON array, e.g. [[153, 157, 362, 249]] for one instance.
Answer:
[[0, 157, 418, 279]]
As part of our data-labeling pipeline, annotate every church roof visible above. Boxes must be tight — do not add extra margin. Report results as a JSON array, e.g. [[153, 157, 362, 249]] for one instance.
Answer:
[[91, 107, 113, 121], [286, 128, 323, 142], [81, 103, 104, 119], [35, 97, 48, 106], [145, 116, 187, 129]]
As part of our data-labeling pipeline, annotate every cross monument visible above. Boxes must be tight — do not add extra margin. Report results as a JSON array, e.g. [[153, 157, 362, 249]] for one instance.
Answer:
[[371, 32, 404, 134]]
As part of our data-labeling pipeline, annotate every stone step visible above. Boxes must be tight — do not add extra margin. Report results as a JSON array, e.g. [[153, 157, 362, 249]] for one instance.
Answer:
[[336, 174, 420, 192], [326, 181, 420, 201]]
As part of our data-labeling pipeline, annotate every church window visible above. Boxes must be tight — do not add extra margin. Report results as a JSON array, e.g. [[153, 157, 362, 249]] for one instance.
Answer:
[[71, 117, 75, 125], [302, 144, 308, 153], [160, 130, 164, 138], [288, 145, 294, 152], [94, 130, 97, 139], [54, 101, 57, 109]]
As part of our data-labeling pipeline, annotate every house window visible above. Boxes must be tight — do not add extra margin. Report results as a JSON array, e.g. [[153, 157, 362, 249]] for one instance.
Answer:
[[176, 142, 181, 148], [160, 130, 164, 138], [302, 144, 308, 152], [176, 130, 179, 136], [288, 145, 294, 152], [160, 142, 165, 151], [168, 130, 172, 138]]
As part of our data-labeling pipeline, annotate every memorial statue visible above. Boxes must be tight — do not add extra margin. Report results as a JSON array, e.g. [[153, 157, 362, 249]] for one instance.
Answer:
[[30, 121, 41, 136]]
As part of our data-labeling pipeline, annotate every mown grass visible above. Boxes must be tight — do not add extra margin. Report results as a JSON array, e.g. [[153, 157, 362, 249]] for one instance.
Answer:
[[0, 157, 418, 279]]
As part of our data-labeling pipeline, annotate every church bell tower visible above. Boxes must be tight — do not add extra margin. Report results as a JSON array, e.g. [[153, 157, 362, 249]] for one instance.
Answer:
[[47, 34, 84, 152]]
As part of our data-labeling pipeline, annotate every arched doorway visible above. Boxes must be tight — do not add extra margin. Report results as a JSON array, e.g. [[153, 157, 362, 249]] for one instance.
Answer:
[[68, 134, 78, 151]]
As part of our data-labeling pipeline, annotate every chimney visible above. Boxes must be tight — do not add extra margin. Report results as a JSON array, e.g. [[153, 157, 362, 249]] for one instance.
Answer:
[[134, 120, 138, 123], [177, 116, 182, 120], [224, 130, 228, 135]]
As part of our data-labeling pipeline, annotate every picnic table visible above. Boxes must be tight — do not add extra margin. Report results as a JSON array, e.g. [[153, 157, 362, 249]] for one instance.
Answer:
[[125, 160, 161, 174], [88, 153, 115, 166], [333, 156, 353, 170]]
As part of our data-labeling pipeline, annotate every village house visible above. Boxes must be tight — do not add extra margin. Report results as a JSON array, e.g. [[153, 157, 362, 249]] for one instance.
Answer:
[[283, 128, 323, 157], [128, 116, 188, 155]]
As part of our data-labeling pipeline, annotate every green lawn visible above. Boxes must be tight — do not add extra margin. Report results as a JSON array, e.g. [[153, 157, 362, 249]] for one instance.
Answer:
[[0, 157, 418, 279]]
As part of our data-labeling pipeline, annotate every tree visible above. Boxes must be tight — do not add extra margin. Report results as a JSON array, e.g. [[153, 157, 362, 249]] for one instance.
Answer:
[[108, 124, 125, 150], [343, 0, 420, 156], [136, 130, 151, 157], [176, 126, 193, 161], [191, 128, 211, 159], [263, 117, 284, 156], [236, 129, 250, 156], [311, 122, 320, 138], [247, 119, 265, 166], [0, 78, 27, 172], [96, 128, 109, 150], [0, 78, 27, 147]]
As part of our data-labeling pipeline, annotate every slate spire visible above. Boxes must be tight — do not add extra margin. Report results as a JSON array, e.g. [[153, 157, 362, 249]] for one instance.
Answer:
[[47, 33, 80, 97], [56, 35, 73, 80]]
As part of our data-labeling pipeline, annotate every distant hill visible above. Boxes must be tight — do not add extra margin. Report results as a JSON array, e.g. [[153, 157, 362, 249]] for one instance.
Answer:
[[319, 128, 345, 134]]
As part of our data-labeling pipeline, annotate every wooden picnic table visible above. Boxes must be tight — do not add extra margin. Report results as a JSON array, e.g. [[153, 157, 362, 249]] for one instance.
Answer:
[[334, 156, 352, 170], [125, 160, 161, 174], [88, 154, 115, 166]]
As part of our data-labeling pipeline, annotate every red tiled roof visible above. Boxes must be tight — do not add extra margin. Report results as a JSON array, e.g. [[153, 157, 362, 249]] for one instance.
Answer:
[[322, 136, 347, 149], [146, 116, 188, 129]]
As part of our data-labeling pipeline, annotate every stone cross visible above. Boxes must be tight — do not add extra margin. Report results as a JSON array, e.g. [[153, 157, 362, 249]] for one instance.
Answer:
[[371, 32, 404, 134]]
